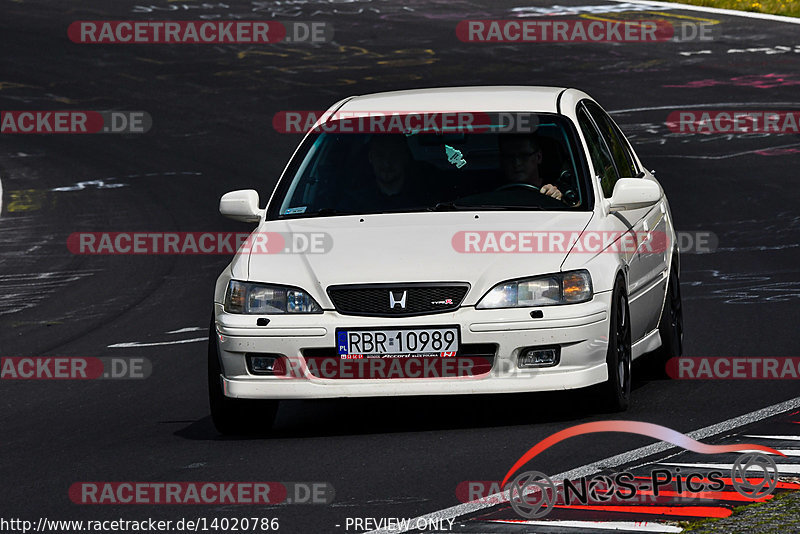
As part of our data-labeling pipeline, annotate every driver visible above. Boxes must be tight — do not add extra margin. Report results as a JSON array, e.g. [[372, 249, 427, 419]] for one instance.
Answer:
[[498, 134, 566, 200]]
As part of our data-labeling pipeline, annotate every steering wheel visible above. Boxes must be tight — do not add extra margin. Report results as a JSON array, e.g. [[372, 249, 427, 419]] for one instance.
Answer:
[[494, 183, 540, 192]]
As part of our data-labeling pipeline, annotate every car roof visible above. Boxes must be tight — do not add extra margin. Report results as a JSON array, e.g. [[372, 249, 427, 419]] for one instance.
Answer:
[[336, 86, 568, 114]]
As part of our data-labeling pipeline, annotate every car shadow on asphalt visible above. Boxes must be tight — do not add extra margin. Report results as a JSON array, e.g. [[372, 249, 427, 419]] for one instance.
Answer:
[[175, 359, 658, 441]]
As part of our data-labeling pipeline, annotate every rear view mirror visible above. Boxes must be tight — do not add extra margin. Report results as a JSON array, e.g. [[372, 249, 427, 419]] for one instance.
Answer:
[[608, 178, 661, 212], [219, 190, 262, 223]]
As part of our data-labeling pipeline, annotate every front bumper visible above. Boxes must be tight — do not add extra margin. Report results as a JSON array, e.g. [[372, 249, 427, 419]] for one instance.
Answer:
[[213, 292, 612, 399]]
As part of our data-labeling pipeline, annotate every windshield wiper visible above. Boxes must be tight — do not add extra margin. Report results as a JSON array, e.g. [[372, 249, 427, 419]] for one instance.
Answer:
[[427, 202, 463, 211], [474, 204, 544, 210], [427, 202, 545, 211], [281, 208, 360, 219]]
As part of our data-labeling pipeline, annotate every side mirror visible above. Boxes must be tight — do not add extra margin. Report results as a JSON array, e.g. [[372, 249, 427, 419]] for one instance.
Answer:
[[219, 190, 263, 223], [608, 178, 661, 212]]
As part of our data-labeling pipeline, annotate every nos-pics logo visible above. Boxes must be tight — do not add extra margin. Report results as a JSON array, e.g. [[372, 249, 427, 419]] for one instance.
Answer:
[[502, 421, 781, 519]]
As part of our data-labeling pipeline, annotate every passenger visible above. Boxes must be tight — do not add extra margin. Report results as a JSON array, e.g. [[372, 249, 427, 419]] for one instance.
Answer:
[[350, 135, 427, 210]]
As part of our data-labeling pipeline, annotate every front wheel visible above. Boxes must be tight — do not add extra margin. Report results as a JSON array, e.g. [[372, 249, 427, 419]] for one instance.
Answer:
[[208, 319, 279, 436], [597, 281, 632, 412]]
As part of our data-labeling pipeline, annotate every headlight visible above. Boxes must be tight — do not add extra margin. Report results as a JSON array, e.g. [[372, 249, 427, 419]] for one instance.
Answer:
[[476, 270, 592, 309], [225, 280, 322, 314]]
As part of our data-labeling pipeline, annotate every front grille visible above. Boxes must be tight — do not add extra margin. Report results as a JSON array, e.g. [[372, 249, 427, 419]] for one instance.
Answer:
[[327, 283, 470, 317]]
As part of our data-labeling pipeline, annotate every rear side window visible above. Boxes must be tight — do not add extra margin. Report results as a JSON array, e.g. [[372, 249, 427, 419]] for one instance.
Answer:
[[585, 102, 638, 178], [577, 106, 619, 198]]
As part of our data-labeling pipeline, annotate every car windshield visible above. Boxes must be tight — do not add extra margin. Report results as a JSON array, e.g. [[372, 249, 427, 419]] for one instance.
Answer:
[[270, 112, 590, 219]]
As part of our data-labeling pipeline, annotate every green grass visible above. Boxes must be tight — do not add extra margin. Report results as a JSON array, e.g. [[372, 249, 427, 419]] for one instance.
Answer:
[[677, 491, 800, 533], [663, 0, 800, 17]]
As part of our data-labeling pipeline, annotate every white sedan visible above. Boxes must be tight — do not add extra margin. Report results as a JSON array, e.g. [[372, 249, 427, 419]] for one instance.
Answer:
[[208, 86, 683, 434]]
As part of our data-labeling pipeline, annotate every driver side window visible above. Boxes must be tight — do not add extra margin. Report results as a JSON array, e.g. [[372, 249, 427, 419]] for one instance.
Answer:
[[577, 106, 619, 198], [586, 102, 638, 178]]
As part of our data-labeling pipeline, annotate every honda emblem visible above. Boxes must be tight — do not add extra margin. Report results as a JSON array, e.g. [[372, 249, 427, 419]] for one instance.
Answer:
[[389, 290, 407, 309]]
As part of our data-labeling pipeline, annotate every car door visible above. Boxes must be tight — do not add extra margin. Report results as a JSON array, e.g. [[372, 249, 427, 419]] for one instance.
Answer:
[[585, 101, 669, 339], [577, 102, 658, 343]]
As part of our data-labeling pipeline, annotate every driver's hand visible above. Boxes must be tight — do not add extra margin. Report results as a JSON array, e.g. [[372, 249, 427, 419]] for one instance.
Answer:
[[540, 183, 563, 200]]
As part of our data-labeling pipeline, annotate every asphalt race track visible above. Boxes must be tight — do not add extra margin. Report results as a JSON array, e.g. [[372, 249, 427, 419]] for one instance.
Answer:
[[1, 1, 799, 533]]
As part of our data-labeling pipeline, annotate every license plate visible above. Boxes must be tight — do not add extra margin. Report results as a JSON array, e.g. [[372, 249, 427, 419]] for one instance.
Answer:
[[336, 327, 459, 358]]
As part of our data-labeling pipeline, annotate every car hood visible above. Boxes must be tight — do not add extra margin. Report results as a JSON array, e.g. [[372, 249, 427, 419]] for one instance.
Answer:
[[244, 211, 593, 307]]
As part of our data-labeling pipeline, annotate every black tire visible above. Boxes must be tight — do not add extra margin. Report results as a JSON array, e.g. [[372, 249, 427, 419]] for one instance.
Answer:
[[657, 264, 684, 362], [638, 262, 683, 380], [208, 319, 279, 436], [597, 280, 632, 412]]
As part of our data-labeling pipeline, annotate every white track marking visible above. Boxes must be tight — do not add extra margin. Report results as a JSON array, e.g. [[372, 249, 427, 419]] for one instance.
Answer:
[[609, 102, 800, 114], [745, 435, 800, 441], [660, 462, 800, 474], [51, 180, 126, 192], [651, 142, 800, 160], [726, 449, 800, 456], [0, 270, 99, 316], [607, 0, 800, 24], [365, 396, 800, 533], [486, 519, 682, 532], [108, 337, 206, 348], [166, 327, 205, 334]]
